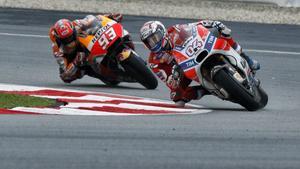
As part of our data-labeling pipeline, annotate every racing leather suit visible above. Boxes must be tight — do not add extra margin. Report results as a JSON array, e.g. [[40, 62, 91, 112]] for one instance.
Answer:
[[148, 20, 242, 105], [49, 13, 126, 83]]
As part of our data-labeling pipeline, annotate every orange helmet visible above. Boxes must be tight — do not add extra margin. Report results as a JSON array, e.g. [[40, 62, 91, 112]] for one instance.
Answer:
[[53, 19, 76, 45]]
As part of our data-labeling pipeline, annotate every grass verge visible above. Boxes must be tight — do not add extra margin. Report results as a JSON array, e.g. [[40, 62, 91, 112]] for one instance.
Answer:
[[0, 93, 56, 109]]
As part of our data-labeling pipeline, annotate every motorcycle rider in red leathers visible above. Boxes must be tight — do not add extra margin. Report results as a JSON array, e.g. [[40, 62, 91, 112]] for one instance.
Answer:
[[49, 13, 132, 84], [140, 20, 260, 107]]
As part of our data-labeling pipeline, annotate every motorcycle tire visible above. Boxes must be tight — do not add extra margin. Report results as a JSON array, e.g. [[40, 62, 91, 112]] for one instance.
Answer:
[[84, 65, 121, 86], [213, 68, 268, 111], [121, 53, 158, 89], [100, 78, 121, 86]]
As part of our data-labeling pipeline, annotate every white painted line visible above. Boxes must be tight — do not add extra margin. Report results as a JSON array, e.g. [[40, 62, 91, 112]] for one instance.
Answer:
[[0, 32, 48, 38], [1, 32, 299, 55], [244, 49, 300, 55], [12, 107, 134, 116]]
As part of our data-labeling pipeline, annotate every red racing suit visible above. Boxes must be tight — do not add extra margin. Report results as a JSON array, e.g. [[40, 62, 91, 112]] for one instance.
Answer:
[[148, 20, 242, 103], [49, 14, 124, 83]]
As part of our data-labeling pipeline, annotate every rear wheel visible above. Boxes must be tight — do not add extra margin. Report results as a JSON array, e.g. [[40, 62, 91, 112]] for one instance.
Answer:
[[84, 65, 121, 87], [213, 68, 268, 111], [121, 53, 158, 89]]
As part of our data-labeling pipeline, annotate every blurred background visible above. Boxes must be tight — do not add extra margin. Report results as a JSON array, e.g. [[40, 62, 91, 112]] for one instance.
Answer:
[[0, 1, 300, 169], [0, 0, 299, 24]]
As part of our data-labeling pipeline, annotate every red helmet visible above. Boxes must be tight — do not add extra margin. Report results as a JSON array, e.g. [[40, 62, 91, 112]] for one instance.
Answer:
[[53, 19, 76, 45]]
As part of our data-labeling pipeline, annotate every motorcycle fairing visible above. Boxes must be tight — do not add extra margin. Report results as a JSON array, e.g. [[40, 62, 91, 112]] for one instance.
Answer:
[[89, 23, 123, 55], [172, 24, 251, 87], [78, 16, 124, 60]]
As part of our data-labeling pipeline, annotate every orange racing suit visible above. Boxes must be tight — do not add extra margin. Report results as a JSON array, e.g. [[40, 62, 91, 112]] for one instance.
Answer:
[[49, 14, 125, 83]]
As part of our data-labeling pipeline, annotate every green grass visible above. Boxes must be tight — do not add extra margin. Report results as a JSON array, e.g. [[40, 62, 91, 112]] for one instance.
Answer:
[[0, 93, 56, 109]]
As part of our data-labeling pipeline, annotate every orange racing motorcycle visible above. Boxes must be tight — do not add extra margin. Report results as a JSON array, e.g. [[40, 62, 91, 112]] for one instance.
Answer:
[[78, 16, 158, 89], [172, 24, 268, 111]]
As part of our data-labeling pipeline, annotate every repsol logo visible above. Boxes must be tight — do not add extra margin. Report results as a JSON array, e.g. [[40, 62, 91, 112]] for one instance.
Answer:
[[92, 25, 111, 43]]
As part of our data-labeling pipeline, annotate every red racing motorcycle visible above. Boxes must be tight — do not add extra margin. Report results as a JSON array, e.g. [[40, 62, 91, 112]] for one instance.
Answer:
[[78, 16, 158, 89], [172, 24, 268, 111]]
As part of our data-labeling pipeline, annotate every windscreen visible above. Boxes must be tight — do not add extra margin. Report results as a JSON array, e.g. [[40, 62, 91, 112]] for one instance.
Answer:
[[173, 24, 193, 47]]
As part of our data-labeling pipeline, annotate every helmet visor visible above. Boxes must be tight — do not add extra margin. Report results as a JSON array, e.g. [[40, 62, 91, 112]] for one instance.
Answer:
[[144, 32, 163, 50], [62, 41, 76, 54], [61, 33, 76, 45]]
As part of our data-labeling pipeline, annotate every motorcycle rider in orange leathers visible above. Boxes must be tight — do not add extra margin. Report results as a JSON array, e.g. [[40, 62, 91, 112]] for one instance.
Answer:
[[49, 13, 135, 84], [140, 20, 260, 107]]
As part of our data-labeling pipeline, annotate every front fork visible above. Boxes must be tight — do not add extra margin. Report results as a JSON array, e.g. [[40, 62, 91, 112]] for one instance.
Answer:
[[210, 56, 258, 98], [117, 48, 147, 65], [117, 48, 132, 61]]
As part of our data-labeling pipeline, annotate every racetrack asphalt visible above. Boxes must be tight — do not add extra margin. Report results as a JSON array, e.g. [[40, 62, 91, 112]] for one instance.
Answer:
[[0, 8, 300, 169]]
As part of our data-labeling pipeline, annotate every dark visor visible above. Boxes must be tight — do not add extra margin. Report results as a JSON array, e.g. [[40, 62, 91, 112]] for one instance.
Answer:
[[143, 32, 163, 49], [60, 32, 76, 45]]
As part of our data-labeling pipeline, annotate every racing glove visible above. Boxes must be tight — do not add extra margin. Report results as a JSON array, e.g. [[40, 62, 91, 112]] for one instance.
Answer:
[[212, 21, 231, 38], [73, 52, 87, 67], [166, 64, 182, 89], [199, 20, 232, 38], [59, 64, 79, 83], [106, 13, 123, 23], [57, 53, 86, 83]]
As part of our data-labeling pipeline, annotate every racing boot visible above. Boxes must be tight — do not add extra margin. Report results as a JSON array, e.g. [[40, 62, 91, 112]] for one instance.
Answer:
[[240, 52, 260, 71], [174, 86, 209, 107]]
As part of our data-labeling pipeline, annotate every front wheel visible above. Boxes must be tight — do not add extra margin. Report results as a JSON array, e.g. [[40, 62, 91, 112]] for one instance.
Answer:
[[213, 68, 268, 111], [120, 52, 158, 89]]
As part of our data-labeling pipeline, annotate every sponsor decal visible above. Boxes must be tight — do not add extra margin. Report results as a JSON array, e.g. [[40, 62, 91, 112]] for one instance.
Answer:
[[179, 58, 197, 70], [91, 25, 111, 44], [175, 45, 185, 51], [61, 29, 69, 36], [204, 33, 216, 52], [192, 26, 197, 38], [155, 70, 167, 82], [149, 63, 158, 69]]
